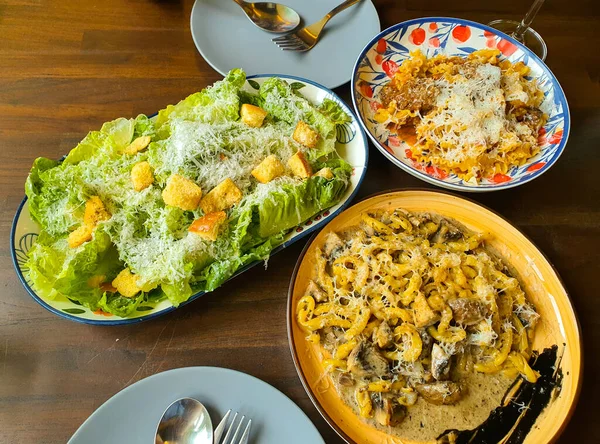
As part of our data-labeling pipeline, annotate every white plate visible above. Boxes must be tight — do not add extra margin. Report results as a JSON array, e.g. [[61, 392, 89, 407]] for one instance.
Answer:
[[68, 367, 324, 444], [190, 0, 380, 89]]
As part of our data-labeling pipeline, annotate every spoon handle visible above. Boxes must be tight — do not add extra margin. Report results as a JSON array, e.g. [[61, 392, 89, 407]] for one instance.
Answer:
[[514, 0, 546, 41], [325, 0, 363, 21]]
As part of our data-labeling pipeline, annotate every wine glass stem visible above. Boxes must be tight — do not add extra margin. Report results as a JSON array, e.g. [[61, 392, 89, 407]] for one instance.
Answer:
[[514, 0, 546, 41]]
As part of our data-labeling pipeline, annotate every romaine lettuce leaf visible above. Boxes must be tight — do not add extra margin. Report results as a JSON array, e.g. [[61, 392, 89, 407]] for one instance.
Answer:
[[133, 114, 155, 139], [255, 175, 349, 238], [100, 117, 134, 151], [319, 98, 352, 125], [25, 157, 60, 226], [26, 159, 84, 235], [258, 78, 351, 161], [98, 292, 144, 317], [259, 77, 336, 139], [155, 68, 246, 133], [26, 231, 67, 300], [64, 131, 117, 165]]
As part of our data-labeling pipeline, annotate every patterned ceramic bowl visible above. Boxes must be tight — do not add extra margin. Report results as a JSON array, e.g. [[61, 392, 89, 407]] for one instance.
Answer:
[[11, 74, 369, 325], [351, 17, 569, 192]]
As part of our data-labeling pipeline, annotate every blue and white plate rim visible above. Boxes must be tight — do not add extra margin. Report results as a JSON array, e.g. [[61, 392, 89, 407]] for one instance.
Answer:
[[351, 16, 571, 192], [10, 73, 369, 326]]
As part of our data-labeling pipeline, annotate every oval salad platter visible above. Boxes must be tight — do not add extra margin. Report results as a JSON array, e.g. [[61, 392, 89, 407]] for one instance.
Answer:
[[11, 74, 368, 325]]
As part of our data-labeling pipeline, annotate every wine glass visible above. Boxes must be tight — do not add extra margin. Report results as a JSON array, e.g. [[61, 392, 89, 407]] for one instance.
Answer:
[[488, 0, 547, 61]]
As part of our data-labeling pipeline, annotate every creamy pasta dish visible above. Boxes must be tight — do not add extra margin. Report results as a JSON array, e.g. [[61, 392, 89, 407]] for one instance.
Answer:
[[375, 49, 546, 182], [296, 209, 539, 433]]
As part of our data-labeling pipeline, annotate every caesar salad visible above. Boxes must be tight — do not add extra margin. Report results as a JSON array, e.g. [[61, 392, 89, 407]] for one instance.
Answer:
[[24, 69, 352, 316]]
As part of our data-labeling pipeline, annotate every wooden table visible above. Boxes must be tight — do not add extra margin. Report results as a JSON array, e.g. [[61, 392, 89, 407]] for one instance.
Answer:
[[1, 0, 598, 442]]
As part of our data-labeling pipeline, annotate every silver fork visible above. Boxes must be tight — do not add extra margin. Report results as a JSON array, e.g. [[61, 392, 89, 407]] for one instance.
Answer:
[[272, 0, 363, 52], [214, 410, 252, 444]]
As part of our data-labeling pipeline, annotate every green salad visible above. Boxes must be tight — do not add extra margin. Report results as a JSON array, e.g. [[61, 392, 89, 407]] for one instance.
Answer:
[[25, 69, 352, 317]]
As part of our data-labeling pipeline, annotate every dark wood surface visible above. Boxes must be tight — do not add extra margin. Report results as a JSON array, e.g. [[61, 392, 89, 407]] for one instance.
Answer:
[[1, 1, 598, 442]]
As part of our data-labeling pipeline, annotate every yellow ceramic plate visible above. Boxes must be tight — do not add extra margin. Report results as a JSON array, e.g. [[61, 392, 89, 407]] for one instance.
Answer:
[[287, 190, 582, 443]]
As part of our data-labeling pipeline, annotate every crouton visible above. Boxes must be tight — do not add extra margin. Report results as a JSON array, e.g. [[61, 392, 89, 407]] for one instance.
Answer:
[[251, 155, 285, 184], [68, 224, 93, 249], [314, 167, 334, 180], [123, 135, 151, 155], [412, 293, 440, 328], [200, 178, 243, 214], [162, 174, 202, 211], [112, 268, 142, 298], [287, 151, 313, 178], [84, 196, 111, 226], [87, 274, 106, 288], [188, 211, 228, 241], [131, 161, 154, 191], [293, 120, 319, 148], [240, 104, 268, 128]]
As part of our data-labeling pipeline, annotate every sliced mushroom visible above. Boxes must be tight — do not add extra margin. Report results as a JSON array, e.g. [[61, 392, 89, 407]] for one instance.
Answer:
[[306, 280, 328, 302], [448, 298, 486, 326], [338, 372, 355, 387], [347, 341, 390, 378], [372, 320, 394, 349], [415, 381, 463, 405], [419, 328, 434, 358], [323, 232, 344, 258], [373, 396, 407, 427], [431, 344, 451, 381], [430, 219, 463, 243]]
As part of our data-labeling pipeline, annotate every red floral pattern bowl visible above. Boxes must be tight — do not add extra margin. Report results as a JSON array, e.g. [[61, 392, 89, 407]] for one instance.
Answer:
[[351, 17, 569, 192]]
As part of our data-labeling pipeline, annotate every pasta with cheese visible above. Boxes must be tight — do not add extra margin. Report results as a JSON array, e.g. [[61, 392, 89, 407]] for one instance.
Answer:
[[296, 209, 539, 428], [375, 49, 546, 183]]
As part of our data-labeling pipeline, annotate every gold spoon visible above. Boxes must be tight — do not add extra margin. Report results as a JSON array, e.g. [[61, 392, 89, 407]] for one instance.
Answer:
[[232, 0, 301, 33]]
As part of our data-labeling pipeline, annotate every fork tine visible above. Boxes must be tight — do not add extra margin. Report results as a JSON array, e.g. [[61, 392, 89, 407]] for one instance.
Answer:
[[221, 411, 238, 444], [239, 419, 252, 444], [273, 37, 299, 46], [272, 34, 296, 42], [214, 410, 230, 444], [276, 41, 305, 48], [229, 415, 246, 443]]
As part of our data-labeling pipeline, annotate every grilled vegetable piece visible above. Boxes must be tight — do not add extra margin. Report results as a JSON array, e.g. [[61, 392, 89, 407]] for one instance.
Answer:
[[347, 341, 389, 378], [415, 381, 463, 405], [373, 320, 393, 349], [448, 298, 486, 326], [431, 343, 451, 381]]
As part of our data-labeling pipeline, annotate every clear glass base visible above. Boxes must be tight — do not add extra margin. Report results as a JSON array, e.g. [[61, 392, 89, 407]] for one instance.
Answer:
[[488, 19, 547, 61]]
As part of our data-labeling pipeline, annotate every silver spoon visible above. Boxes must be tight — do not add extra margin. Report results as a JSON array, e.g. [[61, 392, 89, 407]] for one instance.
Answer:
[[155, 398, 213, 444], [232, 0, 300, 33]]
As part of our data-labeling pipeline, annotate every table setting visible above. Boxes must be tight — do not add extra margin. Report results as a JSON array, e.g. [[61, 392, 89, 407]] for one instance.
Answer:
[[1, 0, 599, 443]]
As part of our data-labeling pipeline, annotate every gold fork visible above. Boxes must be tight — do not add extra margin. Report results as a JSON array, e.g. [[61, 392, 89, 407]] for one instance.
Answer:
[[272, 0, 364, 52]]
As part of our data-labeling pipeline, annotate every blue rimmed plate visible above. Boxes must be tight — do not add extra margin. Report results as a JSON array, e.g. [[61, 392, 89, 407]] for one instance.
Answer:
[[11, 74, 369, 325], [351, 17, 569, 192]]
